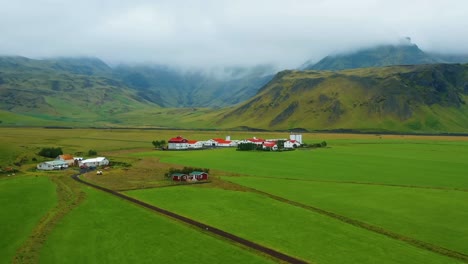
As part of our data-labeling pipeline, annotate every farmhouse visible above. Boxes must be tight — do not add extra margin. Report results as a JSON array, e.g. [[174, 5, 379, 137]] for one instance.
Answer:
[[172, 173, 187, 181], [189, 171, 208, 180], [56, 154, 75, 166], [284, 140, 300, 149], [187, 140, 203, 149], [79, 157, 109, 167], [37, 160, 68, 170], [171, 171, 208, 182], [168, 136, 189, 150]]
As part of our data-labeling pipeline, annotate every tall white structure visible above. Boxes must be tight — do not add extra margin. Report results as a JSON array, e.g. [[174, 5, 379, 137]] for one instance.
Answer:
[[290, 133, 303, 144]]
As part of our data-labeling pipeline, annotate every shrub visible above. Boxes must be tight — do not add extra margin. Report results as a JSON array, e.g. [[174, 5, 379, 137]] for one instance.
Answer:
[[38, 147, 63, 158], [88, 149, 97, 156]]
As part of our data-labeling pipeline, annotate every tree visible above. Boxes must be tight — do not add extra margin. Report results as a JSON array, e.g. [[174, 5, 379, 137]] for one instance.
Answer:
[[88, 149, 97, 156], [277, 140, 285, 150], [152, 140, 166, 149], [38, 147, 63, 158]]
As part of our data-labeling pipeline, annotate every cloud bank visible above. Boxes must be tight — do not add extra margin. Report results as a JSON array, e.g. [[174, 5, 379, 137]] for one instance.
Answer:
[[1, 0, 467, 68]]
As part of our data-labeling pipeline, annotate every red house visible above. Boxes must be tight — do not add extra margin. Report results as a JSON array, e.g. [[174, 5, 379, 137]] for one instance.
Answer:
[[172, 173, 188, 181], [189, 171, 209, 181]]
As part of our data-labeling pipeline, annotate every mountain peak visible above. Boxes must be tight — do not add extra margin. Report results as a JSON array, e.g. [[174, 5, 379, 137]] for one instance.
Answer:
[[303, 41, 440, 71]]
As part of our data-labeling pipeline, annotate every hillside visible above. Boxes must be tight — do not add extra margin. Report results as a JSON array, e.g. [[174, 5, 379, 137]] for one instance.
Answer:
[[302, 43, 441, 71], [216, 63, 468, 133], [0, 56, 274, 126]]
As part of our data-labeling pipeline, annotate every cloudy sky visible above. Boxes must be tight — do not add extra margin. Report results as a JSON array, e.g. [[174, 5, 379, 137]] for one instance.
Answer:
[[1, 0, 467, 68]]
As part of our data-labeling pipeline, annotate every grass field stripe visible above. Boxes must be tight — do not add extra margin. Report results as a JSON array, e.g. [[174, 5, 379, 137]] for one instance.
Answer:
[[243, 175, 468, 193], [225, 180, 468, 263], [71, 174, 309, 264]]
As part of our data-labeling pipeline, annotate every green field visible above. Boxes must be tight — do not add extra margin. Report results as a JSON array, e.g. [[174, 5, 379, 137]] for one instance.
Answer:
[[126, 186, 460, 264], [224, 177, 468, 254], [134, 139, 468, 188], [0, 176, 56, 263], [1, 128, 468, 263], [39, 186, 273, 264]]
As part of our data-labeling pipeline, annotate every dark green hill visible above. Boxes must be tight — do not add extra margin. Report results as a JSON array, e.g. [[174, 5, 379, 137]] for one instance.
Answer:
[[216, 63, 468, 133], [303, 44, 441, 71]]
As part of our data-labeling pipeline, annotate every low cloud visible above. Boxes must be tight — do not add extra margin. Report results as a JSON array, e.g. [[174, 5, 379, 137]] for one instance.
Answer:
[[1, 0, 467, 68]]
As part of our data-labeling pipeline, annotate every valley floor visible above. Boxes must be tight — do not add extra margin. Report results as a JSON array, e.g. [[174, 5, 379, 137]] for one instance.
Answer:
[[1, 128, 467, 263]]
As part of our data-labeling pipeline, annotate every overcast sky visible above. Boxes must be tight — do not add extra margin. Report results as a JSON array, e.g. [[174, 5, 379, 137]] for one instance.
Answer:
[[1, 0, 467, 68]]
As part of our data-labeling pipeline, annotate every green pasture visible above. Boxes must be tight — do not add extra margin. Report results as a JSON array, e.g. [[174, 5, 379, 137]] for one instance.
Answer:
[[225, 176, 468, 254], [134, 139, 468, 188], [39, 186, 273, 264], [0, 176, 56, 263], [126, 186, 459, 264]]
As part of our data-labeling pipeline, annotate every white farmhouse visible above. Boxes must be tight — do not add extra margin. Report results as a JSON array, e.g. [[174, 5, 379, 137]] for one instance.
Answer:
[[187, 140, 203, 149], [37, 160, 68, 170], [168, 136, 189, 150]]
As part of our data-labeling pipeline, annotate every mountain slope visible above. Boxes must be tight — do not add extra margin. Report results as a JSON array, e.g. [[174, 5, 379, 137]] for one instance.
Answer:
[[216, 63, 468, 132], [303, 43, 442, 71]]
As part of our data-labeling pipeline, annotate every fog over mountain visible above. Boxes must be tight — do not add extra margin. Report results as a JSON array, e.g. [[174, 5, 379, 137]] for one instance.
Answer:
[[1, 0, 468, 69]]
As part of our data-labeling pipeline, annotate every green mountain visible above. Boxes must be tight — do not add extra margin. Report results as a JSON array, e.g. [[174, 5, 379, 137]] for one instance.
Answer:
[[303, 43, 442, 71], [216, 63, 468, 133], [114, 64, 274, 107]]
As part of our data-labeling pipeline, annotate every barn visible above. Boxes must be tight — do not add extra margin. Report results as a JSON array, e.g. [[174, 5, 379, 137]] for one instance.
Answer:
[[168, 136, 189, 150], [79, 157, 109, 168]]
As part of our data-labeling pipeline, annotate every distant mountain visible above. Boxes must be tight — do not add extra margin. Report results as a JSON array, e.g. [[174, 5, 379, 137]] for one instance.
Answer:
[[216, 63, 468, 133], [114, 64, 274, 107], [303, 43, 441, 71]]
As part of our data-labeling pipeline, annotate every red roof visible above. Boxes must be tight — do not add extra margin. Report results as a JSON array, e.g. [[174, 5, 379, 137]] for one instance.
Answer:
[[214, 139, 231, 144], [187, 140, 199, 144], [263, 142, 276, 147], [247, 138, 265, 143], [169, 136, 188, 143]]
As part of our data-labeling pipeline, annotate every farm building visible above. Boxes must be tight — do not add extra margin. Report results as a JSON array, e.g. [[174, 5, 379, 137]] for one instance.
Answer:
[[56, 154, 75, 166], [284, 140, 300, 149], [289, 133, 303, 144], [189, 171, 209, 180], [187, 140, 203, 149], [37, 160, 68, 170], [263, 141, 278, 151], [79, 157, 109, 167], [171, 173, 188, 181], [247, 137, 265, 145], [171, 171, 208, 181], [168, 136, 189, 150]]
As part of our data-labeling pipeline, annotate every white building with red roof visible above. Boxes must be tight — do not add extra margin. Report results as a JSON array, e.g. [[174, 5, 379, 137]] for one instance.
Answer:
[[168, 136, 189, 150], [187, 140, 203, 149]]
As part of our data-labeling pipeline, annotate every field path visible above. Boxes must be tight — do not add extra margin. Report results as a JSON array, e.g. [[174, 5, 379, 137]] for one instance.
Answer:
[[71, 174, 309, 264], [224, 180, 468, 263]]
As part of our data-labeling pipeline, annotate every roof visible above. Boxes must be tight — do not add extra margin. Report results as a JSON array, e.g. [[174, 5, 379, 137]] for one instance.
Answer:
[[58, 154, 74, 160], [288, 140, 297, 143], [187, 140, 199, 144], [171, 173, 187, 176], [43, 160, 68, 166], [214, 139, 231, 144], [169, 136, 188, 143], [190, 171, 207, 175], [263, 142, 277, 147], [247, 138, 265, 143], [82, 157, 107, 163]]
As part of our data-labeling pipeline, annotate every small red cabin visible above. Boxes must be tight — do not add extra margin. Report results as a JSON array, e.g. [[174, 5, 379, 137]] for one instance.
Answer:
[[189, 171, 208, 181], [172, 173, 188, 181]]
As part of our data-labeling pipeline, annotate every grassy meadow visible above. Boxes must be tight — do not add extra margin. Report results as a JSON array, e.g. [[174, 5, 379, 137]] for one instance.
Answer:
[[39, 187, 273, 264], [0, 176, 56, 263], [1, 127, 467, 263]]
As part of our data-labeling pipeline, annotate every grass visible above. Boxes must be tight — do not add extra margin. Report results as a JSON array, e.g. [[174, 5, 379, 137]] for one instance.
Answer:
[[126, 185, 460, 264], [0, 176, 56, 264], [224, 176, 468, 255], [134, 139, 468, 189], [39, 186, 274, 264]]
